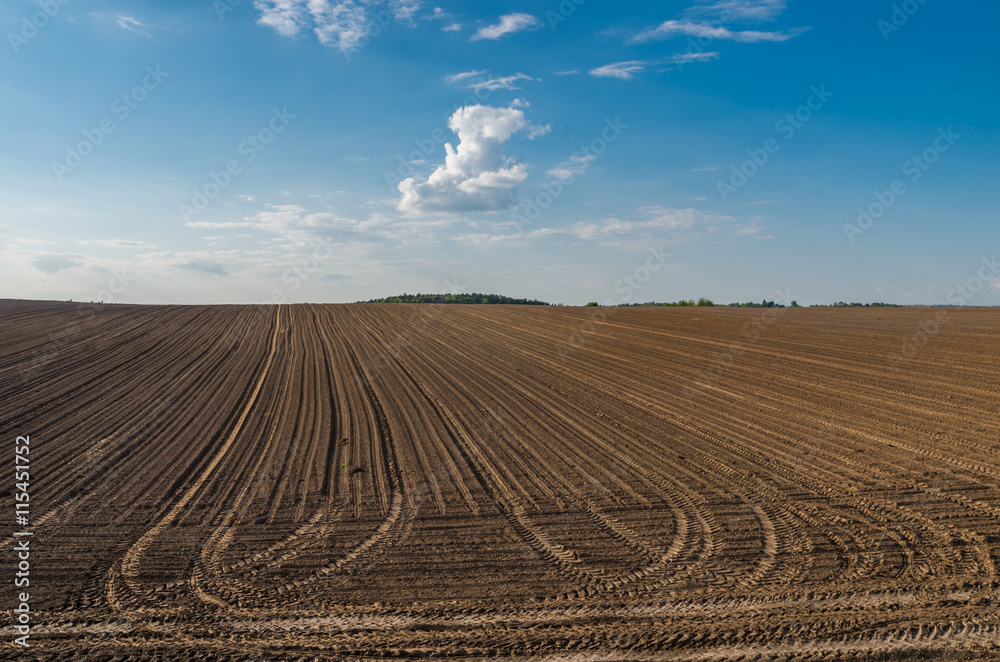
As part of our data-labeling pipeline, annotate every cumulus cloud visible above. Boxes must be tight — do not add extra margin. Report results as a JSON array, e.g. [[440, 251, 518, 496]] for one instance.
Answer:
[[629, 20, 808, 44], [254, 0, 422, 52], [590, 53, 719, 80], [471, 13, 539, 41], [397, 104, 550, 214]]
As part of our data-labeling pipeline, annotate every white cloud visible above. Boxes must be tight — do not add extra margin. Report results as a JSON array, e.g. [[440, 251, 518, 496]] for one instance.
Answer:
[[629, 20, 809, 44], [457, 206, 760, 249], [254, 0, 423, 52], [590, 53, 719, 80], [446, 71, 536, 92], [254, 0, 305, 37], [444, 69, 488, 84], [428, 6, 460, 30], [692, 166, 719, 172], [546, 154, 597, 181], [575, 207, 727, 239], [554, 70, 580, 76], [78, 239, 155, 249], [189, 204, 460, 245], [393, 0, 421, 24], [311, 1, 369, 51], [471, 13, 539, 41], [685, 0, 788, 22], [116, 15, 152, 37], [398, 104, 550, 214]]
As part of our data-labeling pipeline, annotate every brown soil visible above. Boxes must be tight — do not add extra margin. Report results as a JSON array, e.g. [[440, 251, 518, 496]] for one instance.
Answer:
[[2, 300, 999, 660]]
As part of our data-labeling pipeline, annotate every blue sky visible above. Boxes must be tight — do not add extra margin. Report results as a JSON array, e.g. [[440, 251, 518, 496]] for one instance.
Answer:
[[1, 0, 997, 305]]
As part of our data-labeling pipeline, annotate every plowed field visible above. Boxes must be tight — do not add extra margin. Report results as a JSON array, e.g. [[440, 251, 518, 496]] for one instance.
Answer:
[[2, 300, 999, 660]]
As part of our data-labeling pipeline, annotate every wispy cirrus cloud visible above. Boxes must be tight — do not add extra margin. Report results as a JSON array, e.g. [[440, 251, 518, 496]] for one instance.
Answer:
[[471, 13, 539, 41], [590, 53, 719, 80], [546, 154, 597, 181], [628, 20, 809, 44], [116, 15, 152, 37], [188, 204, 459, 245], [444, 69, 488, 84], [684, 0, 788, 22], [456, 206, 758, 249], [445, 70, 536, 92]]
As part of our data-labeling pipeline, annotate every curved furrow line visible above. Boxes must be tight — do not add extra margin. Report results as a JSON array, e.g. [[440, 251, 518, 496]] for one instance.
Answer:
[[385, 310, 730, 596], [193, 307, 346, 605], [105, 306, 283, 613], [361, 308, 713, 598], [266, 324, 415, 595]]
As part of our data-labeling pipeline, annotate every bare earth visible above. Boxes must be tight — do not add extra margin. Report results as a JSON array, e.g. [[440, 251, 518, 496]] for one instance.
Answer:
[[2, 300, 999, 660]]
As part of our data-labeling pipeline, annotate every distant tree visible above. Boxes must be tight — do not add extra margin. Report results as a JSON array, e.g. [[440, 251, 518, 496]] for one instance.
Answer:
[[360, 293, 549, 305], [585, 301, 599, 307]]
